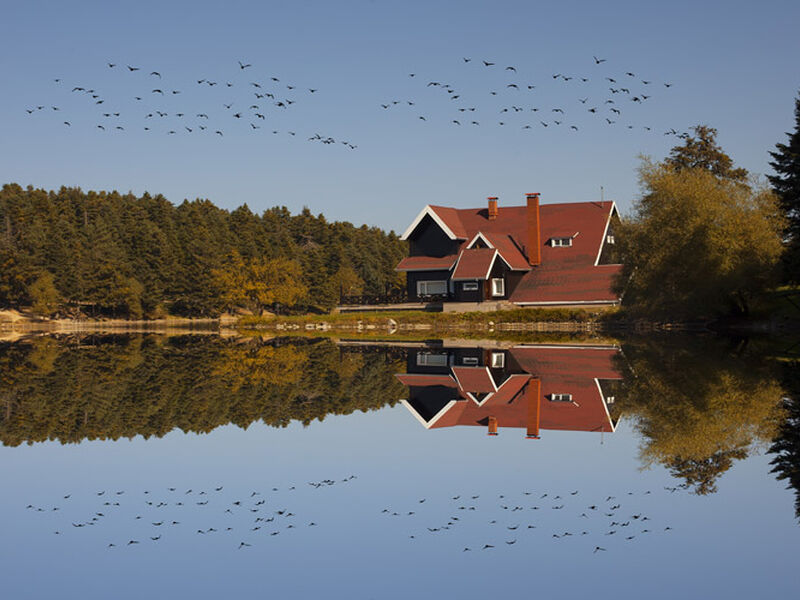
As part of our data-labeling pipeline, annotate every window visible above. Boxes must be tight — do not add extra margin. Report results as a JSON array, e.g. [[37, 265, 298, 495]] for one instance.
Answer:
[[549, 393, 573, 402], [416, 280, 447, 296], [550, 237, 572, 247], [490, 352, 505, 368], [462, 356, 479, 365], [416, 352, 448, 367], [606, 234, 615, 245], [606, 396, 615, 405], [491, 278, 505, 297], [462, 282, 479, 291]]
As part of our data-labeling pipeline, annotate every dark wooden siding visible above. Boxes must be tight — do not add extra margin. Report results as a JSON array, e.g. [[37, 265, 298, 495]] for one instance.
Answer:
[[453, 280, 483, 302], [597, 212, 622, 265], [408, 214, 460, 257]]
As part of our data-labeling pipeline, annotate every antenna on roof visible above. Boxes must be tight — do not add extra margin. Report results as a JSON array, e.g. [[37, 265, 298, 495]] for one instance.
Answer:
[[600, 186, 604, 202]]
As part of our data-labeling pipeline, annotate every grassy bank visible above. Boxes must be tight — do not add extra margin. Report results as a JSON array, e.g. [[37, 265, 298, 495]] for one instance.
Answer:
[[239, 306, 609, 328]]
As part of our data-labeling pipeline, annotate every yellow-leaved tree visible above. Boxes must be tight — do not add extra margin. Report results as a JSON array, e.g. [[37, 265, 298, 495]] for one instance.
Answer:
[[617, 126, 785, 318], [213, 251, 307, 314]]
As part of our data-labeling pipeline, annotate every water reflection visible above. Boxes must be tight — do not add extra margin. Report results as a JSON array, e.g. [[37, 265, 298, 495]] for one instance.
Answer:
[[0, 335, 404, 446], [0, 333, 792, 504], [397, 344, 622, 438]]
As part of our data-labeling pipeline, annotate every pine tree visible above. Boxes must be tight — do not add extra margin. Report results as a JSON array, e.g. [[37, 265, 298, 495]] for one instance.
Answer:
[[768, 91, 800, 282], [666, 125, 748, 182]]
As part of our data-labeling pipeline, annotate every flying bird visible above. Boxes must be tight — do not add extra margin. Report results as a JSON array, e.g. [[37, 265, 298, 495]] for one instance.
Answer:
[[593, 56, 606, 64]]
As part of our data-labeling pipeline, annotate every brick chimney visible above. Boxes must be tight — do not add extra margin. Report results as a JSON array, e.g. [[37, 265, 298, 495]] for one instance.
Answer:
[[526, 193, 541, 266], [487, 197, 498, 221], [526, 378, 541, 439], [487, 415, 498, 436]]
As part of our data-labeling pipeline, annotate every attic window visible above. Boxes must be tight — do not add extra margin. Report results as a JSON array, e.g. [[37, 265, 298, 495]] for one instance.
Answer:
[[549, 393, 573, 402], [550, 237, 572, 247], [606, 235, 615, 245]]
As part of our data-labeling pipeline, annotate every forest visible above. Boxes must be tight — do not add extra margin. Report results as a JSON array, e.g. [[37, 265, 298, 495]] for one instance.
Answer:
[[0, 184, 407, 317], [0, 335, 406, 446]]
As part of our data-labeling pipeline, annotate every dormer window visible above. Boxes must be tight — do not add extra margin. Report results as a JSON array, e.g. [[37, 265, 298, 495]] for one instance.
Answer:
[[550, 237, 572, 247]]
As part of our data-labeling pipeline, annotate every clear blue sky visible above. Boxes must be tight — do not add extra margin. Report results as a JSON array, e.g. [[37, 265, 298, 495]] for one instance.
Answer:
[[2, 0, 798, 231], [2, 408, 798, 598]]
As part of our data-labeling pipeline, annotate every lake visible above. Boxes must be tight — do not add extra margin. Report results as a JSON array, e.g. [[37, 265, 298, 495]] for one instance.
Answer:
[[1, 333, 798, 599]]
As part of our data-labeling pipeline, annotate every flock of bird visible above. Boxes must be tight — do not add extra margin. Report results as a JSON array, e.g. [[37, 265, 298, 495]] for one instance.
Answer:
[[381, 54, 686, 138], [25, 476, 357, 550], [24, 60, 356, 148], [24, 476, 683, 555], [24, 53, 685, 148], [379, 484, 684, 555]]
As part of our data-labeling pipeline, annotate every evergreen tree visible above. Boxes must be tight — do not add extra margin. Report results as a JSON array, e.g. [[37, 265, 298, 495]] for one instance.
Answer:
[[666, 125, 748, 182], [768, 91, 800, 282]]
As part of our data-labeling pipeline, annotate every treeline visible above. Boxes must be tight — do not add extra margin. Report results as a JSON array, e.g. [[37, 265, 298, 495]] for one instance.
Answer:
[[0, 335, 406, 447], [0, 184, 407, 317]]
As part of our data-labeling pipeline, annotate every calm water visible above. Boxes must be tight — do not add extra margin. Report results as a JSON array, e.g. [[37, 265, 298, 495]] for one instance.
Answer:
[[1, 334, 798, 599]]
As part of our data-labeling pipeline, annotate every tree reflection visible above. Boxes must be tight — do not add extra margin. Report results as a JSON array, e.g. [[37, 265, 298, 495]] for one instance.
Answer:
[[769, 361, 800, 520], [0, 335, 404, 446], [620, 336, 785, 494]]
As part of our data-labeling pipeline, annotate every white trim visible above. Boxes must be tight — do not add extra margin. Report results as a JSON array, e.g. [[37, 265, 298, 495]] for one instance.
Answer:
[[400, 399, 458, 429], [594, 378, 616, 432], [491, 277, 505, 297], [594, 201, 617, 266], [400, 205, 462, 241], [490, 352, 505, 368], [466, 232, 495, 249], [485, 251, 500, 280], [465, 391, 495, 406]]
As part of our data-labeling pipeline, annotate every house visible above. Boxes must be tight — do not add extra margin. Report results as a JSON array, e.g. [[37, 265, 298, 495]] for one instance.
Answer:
[[395, 193, 622, 306], [396, 344, 623, 438]]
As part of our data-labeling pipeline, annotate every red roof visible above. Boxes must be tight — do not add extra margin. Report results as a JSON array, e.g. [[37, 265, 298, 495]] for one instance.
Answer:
[[478, 232, 530, 270], [396, 255, 458, 272], [511, 265, 623, 304], [451, 367, 496, 393], [400, 201, 620, 301], [451, 249, 497, 280], [400, 346, 622, 435]]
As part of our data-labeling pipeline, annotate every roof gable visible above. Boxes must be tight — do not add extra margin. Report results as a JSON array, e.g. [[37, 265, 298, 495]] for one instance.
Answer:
[[401, 205, 466, 241]]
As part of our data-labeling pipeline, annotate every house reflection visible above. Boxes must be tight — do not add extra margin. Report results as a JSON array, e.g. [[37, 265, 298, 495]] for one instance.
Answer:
[[396, 345, 623, 438]]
